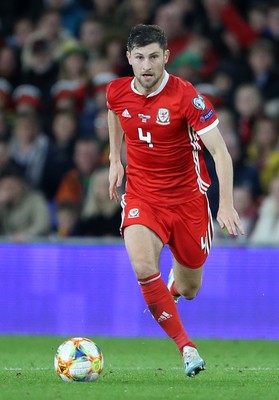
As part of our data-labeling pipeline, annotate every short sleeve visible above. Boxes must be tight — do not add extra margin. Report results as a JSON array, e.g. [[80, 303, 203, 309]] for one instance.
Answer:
[[181, 83, 219, 135], [106, 81, 114, 110]]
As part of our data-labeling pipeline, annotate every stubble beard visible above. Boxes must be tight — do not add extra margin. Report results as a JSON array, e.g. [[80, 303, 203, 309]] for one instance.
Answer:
[[136, 70, 164, 92]]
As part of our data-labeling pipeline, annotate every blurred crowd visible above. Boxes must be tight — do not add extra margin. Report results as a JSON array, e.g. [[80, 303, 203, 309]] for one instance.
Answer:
[[0, 0, 278, 244]]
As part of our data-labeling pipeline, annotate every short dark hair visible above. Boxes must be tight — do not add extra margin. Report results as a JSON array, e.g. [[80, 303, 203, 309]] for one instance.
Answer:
[[127, 24, 167, 52]]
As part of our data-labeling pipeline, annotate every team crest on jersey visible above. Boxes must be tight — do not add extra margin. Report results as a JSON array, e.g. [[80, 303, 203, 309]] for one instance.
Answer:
[[192, 95, 206, 110], [128, 208, 140, 218], [156, 108, 170, 125]]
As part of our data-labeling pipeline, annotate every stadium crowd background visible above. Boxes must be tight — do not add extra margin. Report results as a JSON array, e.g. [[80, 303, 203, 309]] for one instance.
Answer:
[[0, 0, 278, 244]]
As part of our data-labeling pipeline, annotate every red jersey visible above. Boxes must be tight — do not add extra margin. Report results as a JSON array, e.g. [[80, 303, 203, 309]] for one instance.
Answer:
[[107, 72, 219, 205]]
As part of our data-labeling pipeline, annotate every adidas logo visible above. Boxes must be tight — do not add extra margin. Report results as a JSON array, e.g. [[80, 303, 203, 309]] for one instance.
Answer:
[[122, 109, 131, 118], [158, 311, 172, 323]]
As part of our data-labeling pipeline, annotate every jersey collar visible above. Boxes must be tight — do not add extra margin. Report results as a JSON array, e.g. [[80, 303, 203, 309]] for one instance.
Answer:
[[131, 71, 169, 97]]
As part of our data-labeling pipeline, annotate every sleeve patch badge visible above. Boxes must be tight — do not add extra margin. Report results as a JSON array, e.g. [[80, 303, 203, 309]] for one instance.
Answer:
[[200, 108, 214, 123], [192, 95, 206, 110]]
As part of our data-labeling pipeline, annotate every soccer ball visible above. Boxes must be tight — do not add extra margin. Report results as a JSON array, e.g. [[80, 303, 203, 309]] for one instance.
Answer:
[[54, 337, 104, 382]]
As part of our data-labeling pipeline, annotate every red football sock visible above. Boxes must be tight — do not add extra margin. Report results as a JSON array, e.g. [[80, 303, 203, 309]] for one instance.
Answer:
[[138, 272, 196, 353], [169, 281, 180, 298]]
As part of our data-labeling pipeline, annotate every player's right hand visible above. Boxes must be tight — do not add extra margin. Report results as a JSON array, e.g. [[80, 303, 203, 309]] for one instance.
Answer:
[[109, 161, 124, 202]]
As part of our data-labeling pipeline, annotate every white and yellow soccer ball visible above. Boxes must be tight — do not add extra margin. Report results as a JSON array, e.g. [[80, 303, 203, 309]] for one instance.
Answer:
[[54, 337, 104, 382]]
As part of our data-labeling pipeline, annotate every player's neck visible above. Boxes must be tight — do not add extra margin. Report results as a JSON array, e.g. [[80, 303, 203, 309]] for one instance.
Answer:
[[134, 70, 167, 96]]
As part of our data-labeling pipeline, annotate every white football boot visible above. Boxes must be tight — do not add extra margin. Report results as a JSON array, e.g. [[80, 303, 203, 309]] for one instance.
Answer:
[[183, 346, 206, 377]]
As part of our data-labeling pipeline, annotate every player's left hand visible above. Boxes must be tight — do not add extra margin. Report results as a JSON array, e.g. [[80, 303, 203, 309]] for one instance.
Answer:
[[217, 206, 245, 236]]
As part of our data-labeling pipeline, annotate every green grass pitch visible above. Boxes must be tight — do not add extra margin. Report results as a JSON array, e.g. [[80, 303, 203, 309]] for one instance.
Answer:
[[0, 336, 278, 400]]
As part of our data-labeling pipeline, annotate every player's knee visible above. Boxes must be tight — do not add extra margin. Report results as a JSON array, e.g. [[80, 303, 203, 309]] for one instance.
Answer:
[[183, 292, 197, 300], [182, 289, 199, 300], [178, 284, 200, 300], [130, 256, 155, 279]]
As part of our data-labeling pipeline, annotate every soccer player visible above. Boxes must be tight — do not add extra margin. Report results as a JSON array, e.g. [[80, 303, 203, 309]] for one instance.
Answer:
[[107, 24, 244, 377]]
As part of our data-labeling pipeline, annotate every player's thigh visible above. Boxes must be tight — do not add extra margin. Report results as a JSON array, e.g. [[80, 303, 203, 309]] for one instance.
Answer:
[[173, 258, 204, 296], [169, 194, 213, 268], [124, 224, 164, 279]]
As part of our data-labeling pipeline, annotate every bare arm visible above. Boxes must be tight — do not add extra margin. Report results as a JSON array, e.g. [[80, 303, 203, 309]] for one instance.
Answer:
[[108, 109, 125, 201], [201, 126, 244, 236]]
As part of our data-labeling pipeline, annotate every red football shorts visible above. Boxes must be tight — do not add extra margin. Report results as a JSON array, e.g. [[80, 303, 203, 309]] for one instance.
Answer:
[[120, 193, 214, 268]]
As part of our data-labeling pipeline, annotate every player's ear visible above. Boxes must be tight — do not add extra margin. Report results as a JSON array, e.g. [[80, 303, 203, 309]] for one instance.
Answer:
[[126, 51, 132, 65], [164, 49, 170, 64]]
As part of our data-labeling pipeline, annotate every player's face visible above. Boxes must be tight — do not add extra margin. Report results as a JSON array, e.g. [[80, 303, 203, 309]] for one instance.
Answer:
[[126, 43, 169, 95]]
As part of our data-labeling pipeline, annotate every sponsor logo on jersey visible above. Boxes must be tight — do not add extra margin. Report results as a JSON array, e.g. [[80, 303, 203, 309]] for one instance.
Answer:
[[138, 113, 151, 123], [192, 95, 206, 110], [128, 208, 140, 218], [156, 108, 170, 125], [122, 109, 131, 118], [200, 108, 214, 123]]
